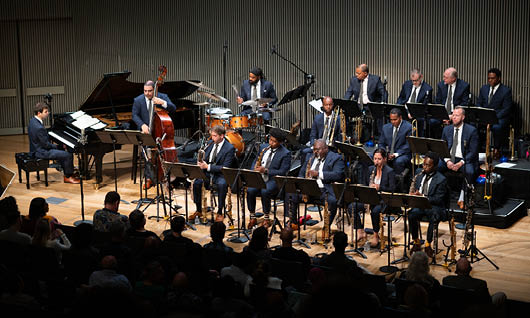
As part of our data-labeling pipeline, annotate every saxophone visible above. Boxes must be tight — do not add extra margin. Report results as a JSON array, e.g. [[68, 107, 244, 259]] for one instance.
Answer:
[[322, 191, 330, 241], [379, 212, 386, 252], [340, 108, 348, 143], [461, 184, 475, 253], [366, 168, 376, 211], [254, 146, 270, 181], [226, 186, 233, 228], [443, 213, 457, 264], [302, 154, 315, 203], [409, 169, 423, 194]]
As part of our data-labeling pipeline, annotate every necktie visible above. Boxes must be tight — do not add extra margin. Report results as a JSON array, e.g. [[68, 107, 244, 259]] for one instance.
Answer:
[[410, 87, 417, 103], [488, 87, 494, 105], [358, 80, 364, 109], [450, 127, 459, 163], [148, 99, 154, 131], [262, 149, 276, 182], [421, 173, 432, 195], [210, 143, 219, 164], [390, 126, 398, 154], [252, 84, 257, 101], [446, 85, 453, 114], [313, 158, 322, 177], [322, 116, 330, 141]]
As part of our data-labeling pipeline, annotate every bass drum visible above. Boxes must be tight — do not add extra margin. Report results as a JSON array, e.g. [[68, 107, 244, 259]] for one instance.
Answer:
[[225, 130, 245, 157]]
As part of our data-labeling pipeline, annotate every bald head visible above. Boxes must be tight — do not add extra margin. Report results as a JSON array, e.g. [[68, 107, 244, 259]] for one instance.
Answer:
[[443, 67, 458, 85], [101, 255, 118, 270], [455, 257, 472, 276], [280, 227, 294, 246], [322, 96, 334, 115]]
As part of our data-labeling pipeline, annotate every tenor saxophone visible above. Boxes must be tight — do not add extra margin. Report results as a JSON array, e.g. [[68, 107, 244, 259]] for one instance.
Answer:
[[461, 184, 475, 253], [302, 154, 315, 203]]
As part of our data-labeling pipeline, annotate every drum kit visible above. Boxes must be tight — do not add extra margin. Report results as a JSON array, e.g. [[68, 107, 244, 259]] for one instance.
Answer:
[[189, 82, 281, 157]]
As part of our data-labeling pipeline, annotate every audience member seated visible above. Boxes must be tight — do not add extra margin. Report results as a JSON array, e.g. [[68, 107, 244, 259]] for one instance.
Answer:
[[243, 226, 272, 262], [0, 267, 41, 311], [0, 196, 19, 231], [319, 231, 365, 279], [211, 275, 254, 316], [31, 218, 71, 264], [99, 222, 134, 279], [88, 255, 132, 291], [126, 209, 159, 240], [165, 271, 205, 314], [443, 257, 506, 310], [402, 283, 432, 317], [271, 227, 311, 272], [133, 260, 166, 309], [21, 197, 60, 236], [203, 221, 234, 253], [397, 251, 440, 307], [93, 191, 129, 232], [163, 215, 193, 246], [244, 260, 285, 311], [63, 222, 100, 286], [0, 207, 32, 245], [221, 251, 254, 290]]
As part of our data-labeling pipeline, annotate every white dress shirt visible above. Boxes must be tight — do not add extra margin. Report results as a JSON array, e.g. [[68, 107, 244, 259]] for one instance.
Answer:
[[444, 124, 465, 163], [489, 83, 500, 98], [419, 173, 434, 195], [145, 96, 167, 112], [360, 78, 370, 103], [310, 156, 326, 188], [207, 139, 225, 171], [408, 83, 422, 103], [447, 82, 457, 112]]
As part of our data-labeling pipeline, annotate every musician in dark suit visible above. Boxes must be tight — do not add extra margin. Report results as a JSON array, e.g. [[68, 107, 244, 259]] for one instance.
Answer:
[[288, 139, 345, 229], [247, 128, 291, 229], [343, 64, 387, 137], [366, 149, 396, 248], [434, 67, 470, 138], [377, 108, 413, 175], [132, 80, 176, 188], [476, 68, 513, 152], [28, 102, 79, 184], [191, 125, 235, 221], [409, 151, 448, 258], [396, 69, 433, 105], [236, 67, 278, 122]]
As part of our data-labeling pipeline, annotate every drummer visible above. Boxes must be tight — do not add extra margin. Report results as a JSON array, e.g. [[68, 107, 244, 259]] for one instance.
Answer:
[[236, 67, 278, 123]]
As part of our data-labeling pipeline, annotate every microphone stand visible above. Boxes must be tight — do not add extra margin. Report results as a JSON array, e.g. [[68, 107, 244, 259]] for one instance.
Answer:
[[222, 41, 228, 102], [270, 46, 315, 128]]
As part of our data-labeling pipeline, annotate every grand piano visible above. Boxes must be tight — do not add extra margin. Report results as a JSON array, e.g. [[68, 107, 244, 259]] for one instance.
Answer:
[[48, 71, 201, 185]]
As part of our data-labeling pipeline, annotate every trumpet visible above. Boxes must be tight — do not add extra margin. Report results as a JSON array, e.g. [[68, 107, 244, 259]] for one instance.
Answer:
[[410, 119, 424, 166]]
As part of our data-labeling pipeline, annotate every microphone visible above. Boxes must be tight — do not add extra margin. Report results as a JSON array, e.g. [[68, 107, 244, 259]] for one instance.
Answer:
[[270, 45, 276, 55]]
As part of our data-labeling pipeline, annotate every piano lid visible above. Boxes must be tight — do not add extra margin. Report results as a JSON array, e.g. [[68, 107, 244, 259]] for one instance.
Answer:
[[80, 71, 202, 113]]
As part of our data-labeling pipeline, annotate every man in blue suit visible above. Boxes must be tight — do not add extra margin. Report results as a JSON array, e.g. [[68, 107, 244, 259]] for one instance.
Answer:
[[344, 64, 387, 137], [476, 68, 513, 152], [28, 102, 80, 184], [396, 69, 433, 105], [409, 151, 448, 258], [288, 139, 345, 231], [191, 125, 235, 221], [433, 67, 470, 138], [236, 67, 278, 122], [377, 108, 412, 175], [440, 107, 479, 186], [132, 80, 176, 188], [247, 128, 291, 229]]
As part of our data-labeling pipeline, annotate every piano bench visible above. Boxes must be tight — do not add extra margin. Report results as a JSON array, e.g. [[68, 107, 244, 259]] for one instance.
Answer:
[[15, 152, 49, 189]]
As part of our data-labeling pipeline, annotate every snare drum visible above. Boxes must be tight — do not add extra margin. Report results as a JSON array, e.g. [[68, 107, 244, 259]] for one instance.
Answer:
[[225, 130, 245, 157], [230, 116, 250, 129]]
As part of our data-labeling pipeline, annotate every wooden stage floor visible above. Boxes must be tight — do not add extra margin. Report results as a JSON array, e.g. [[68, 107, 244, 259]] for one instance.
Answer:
[[1, 134, 529, 303]]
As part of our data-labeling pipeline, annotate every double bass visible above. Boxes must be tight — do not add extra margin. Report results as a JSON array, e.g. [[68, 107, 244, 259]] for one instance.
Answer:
[[151, 65, 178, 181]]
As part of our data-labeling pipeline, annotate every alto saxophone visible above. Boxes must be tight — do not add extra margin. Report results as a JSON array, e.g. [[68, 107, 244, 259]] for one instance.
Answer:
[[254, 146, 271, 180], [409, 169, 423, 194], [302, 154, 315, 203], [322, 191, 330, 241]]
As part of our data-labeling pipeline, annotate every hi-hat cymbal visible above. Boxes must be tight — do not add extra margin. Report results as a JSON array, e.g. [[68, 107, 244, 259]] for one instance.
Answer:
[[198, 90, 229, 103], [193, 101, 211, 106], [240, 100, 258, 106], [185, 80, 214, 91]]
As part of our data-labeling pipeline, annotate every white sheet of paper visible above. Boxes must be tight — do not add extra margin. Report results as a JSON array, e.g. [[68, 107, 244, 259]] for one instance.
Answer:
[[495, 162, 516, 168], [309, 99, 323, 113]]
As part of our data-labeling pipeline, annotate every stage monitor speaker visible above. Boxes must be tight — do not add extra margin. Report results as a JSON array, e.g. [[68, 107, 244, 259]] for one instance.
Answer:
[[0, 164, 16, 199]]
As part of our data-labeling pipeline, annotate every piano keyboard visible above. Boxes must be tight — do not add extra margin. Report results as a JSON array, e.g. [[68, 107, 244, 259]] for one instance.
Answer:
[[48, 131, 76, 149]]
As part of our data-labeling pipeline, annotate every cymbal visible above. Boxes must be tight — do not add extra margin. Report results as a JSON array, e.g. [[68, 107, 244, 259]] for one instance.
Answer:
[[207, 107, 232, 115], [193, 101, 211, 106], [240, 98, 274, 106], [256, 97, 274, 104], [185, 80, 213, 91], [240, 100, 257, 106], [198, 90, 229, 103], [257, 107, 281, 113]]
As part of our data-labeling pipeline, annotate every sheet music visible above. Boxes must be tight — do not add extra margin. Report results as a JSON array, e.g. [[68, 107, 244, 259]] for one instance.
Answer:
[[71, 114, 101, 130], [91, 122, 107, 130], [70, 110, 86, 120], [309, 99, 323, 113]]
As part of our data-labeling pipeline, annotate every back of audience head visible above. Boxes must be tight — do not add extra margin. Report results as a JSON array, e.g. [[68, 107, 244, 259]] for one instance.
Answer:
[[28, 197, 48, 219], [279, 227, 294, 246], [210, 221, 226, 242], [249, 226, 269, 251], [101, 255, 118, 270], [128, 209, 146, 231], [455, 256, 472, 276], [141, 260, 164, 284], [407, 251, 430, 282], [104, 191, 120, 211], [32, 218, 51, 246], [333, 231, 348, 253], [170, 215, 186, 234], [1, 196, 19, 230], [73, 222, 94, 248], [109, 221, 126, 240], [404, 283, 429, 311]]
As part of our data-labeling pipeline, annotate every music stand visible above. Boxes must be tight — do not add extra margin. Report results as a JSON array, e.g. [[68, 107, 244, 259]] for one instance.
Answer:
[[333, 99, 362, 119], [95, 130, 129, 192], [461, 106, 498, 126], [407, 136, 451, 159], [380, 193, 431, 269], [125, 131, 157, 208], [164, 162, 209, 230], [278, 83, 311, 106], [275, 176, 321, 248]]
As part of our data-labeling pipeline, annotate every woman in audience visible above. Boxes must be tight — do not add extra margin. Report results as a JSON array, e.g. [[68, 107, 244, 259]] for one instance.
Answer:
[[31, 218, 71, 263], [21, 197, 60, 236], [398, 251, 440, 307], [243, 226, 271, 261]]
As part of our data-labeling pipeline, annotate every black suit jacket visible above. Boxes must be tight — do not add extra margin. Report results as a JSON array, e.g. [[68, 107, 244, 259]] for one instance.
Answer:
[[239, 79, 278, 113], [132, 92, 176, 129], [441, 123, 479, 165], [251, 144, 291, 178], [366, 165, 396, 193], [435, 79, 471, 107], [413, 171, 447, 210], [28, 117, 58, 158], [299, 151, 345, 195], [203, 139, 236, 175], [476, 83, 513, 122], [396, 80, 433, 105]]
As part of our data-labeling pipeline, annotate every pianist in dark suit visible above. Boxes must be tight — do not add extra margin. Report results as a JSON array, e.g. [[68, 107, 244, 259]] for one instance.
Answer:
[[377, 108, 413, 175], [236, 67, 278, 122], [247, 128, 291, 229], [132, 80, 176, 188], [476, 68, 513, 151], [28, 102, 79, 184], [191, 125, 236, 222]]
